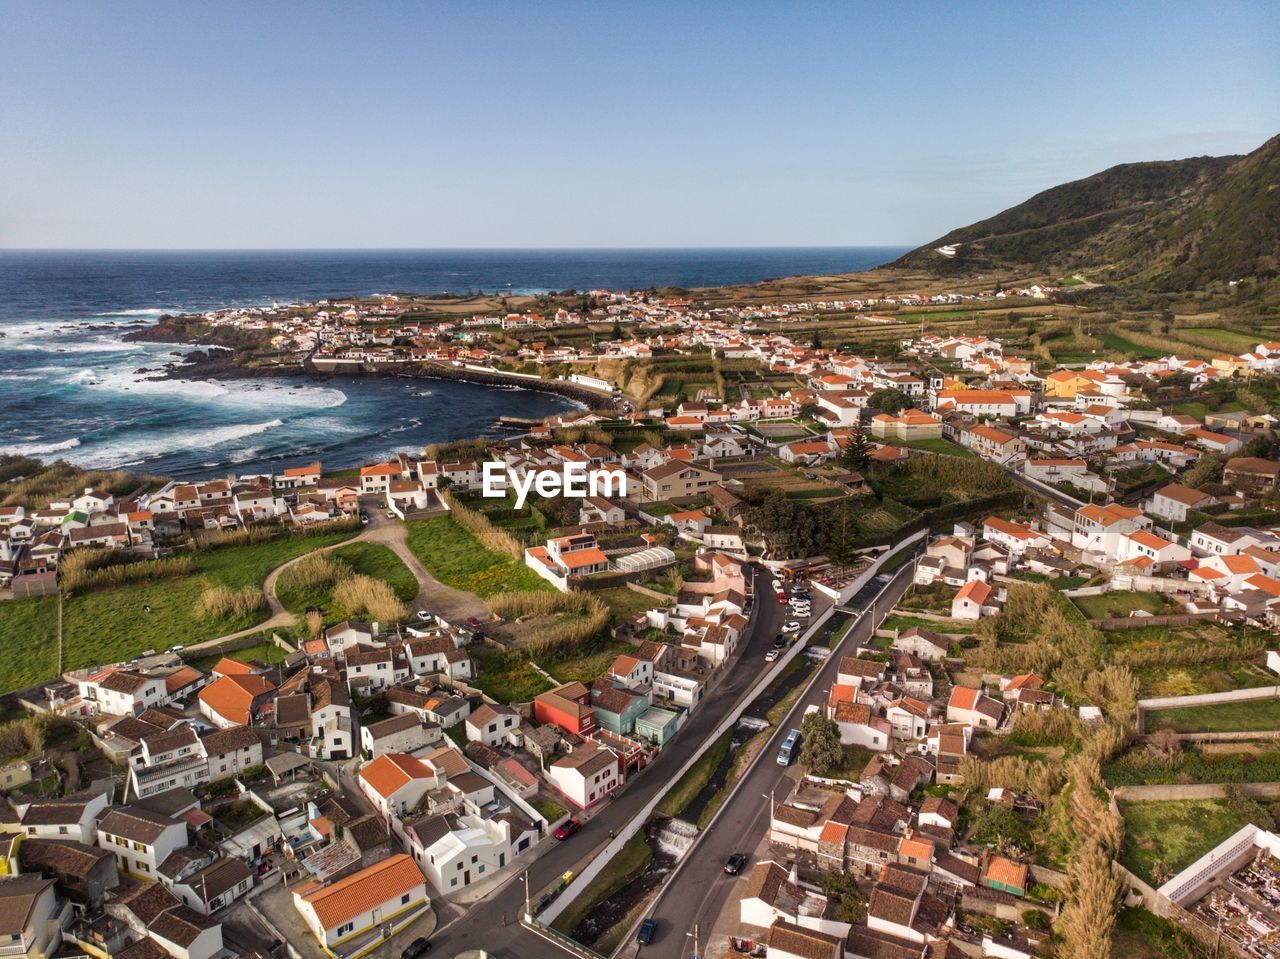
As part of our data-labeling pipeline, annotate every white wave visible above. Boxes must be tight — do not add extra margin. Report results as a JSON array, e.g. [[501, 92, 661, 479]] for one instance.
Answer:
[[0, 437, 82, 456], [0, 373, 42, 382], [65, 419, 285, 469], [5, 338, 137, 355], [93, 308, 170, 317], [77, 369, 347, 410]]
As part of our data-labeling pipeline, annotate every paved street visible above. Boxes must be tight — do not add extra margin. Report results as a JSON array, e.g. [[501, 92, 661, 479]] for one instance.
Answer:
[[423, 567, 787, 958], [638, 560, 918, 959]]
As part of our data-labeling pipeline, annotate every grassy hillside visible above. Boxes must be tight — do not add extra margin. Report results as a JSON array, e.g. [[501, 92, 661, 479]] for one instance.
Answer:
[[894, 133, 1279, 291]]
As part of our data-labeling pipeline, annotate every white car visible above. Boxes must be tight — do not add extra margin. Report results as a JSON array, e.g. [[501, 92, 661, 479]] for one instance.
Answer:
[[415, 610, 432, 622], [790, 605, 811, 616], [765, 649, 781, 662], [783, 621, 802, 633]]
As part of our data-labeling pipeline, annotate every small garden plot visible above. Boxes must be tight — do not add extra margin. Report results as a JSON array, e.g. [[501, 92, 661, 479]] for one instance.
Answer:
[[1071, 590, 1174, 620], [1144, 698, 1280, 735], [1132, 659, 1275, 698], [1119, 799, 1251, 886], [1104, 622, 1264, 668]]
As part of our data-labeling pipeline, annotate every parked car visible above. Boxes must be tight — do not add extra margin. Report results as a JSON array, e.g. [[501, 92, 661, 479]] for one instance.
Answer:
[[465, 617, 484, 628], [359, 512, 369, 525], [554, 818, 582, 840], [773, 634, 787, 649], [637, 919, 658, 946], [401, 938, 432, 958], [776, 590, 787, 604], [783, 621, 802, 633], [386, 510, 396, 519], [777, 728, 802, 766], [415, 610, 432, 622], [765, 649, 780, 662], [724, 853, 749, 875]]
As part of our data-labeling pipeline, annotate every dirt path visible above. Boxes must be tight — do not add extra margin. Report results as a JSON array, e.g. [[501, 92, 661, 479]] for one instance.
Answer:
[[185, 516, 488, 651]]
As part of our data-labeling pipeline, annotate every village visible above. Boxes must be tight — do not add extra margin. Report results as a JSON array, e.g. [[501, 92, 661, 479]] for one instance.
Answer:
[[0, 300, 1279, 959]]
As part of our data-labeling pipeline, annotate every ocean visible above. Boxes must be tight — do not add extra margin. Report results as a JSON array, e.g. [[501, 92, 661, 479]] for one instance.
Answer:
[[0, 247, 906, 478]]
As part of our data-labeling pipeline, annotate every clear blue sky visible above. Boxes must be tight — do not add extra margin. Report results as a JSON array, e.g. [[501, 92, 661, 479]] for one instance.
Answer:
[[3, 0, 1277, 249]]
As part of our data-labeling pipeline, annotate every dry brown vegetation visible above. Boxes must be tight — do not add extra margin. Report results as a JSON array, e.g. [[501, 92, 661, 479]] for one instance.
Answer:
[[332, 575, 408, 624], [441, 491, 523, 559], [194, 585, 264, 622], [59, 550, 192, 594]]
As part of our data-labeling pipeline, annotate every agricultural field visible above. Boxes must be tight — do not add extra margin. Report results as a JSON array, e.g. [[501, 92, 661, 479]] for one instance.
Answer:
[[1175, 327, 1265, 352], [0, 525, 357, 694], [894, 438, 974, 458], [1144, 697, 1280, 735], [1119, 799, 1249, 886], [1131, 658, 1275, 698], [405, 515, 551, 598]]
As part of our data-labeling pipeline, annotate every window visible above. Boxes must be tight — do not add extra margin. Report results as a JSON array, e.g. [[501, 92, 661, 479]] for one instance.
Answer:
[[58, 826, 68, 835], [450, 878, 457, 888], [401, 893, 411, 904], [338, 922, 354, 936], [471, 855, 477, 864]]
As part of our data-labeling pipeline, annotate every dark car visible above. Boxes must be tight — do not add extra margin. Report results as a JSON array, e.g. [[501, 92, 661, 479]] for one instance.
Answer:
[[725, 853, 749, 875], [554, 818, 582, 840], [465, 616, 484, 628], [400, 938, 432, 959], [773, 634, 787, 649], [637, 918, 658, 945]]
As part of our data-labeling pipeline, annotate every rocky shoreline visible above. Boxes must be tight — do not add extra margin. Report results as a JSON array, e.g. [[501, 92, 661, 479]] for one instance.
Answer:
[[138, 325, 618, 411]]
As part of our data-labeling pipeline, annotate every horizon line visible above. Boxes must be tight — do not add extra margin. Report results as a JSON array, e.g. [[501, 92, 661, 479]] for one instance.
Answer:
[[0, 244, 917, 254]]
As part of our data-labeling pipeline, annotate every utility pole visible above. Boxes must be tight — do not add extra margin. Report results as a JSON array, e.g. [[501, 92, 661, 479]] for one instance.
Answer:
[[522, 869, 531, 920], [687, 922, 701, 959]]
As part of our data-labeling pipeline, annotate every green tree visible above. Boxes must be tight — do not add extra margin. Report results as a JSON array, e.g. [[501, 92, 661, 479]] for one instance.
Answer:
[[820, 870, 867, 923], [612, 319, 623, 340], [811, 329, 823, 350], [842, 426, 871, 471], [966, 800, 1033, 855], [799, 713, 844, 775], [866, 388, 908, 416]]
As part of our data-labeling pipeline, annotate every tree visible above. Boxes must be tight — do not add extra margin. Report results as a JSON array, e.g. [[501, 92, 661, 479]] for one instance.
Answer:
[[866, 388, 908, 416], [612, 319, 623, 340], [966, 800, 1032, 855], [811, 329, 823, 350], [1021, 909, 1049, 930], [820, 870, 867, 923], [797, 403, 821, 423], [799, 713, 844, 775], [842, 426, 871, 471], [1183, 452, 1224, 489]]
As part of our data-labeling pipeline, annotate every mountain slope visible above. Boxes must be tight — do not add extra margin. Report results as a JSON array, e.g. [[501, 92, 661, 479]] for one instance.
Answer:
[[894, 134, 1279, 289]]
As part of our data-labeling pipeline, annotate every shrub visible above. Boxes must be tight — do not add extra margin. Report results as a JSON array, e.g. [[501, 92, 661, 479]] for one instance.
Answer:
[[487, 591, 599, 619], [194, 585, 265, 622], [332, 575, 408, 624], [286, 551, 350, 594], [60, 552, 192, 594], [441, 492, 523, 559]]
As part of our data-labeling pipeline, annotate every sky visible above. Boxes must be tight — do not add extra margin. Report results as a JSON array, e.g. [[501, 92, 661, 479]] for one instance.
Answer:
[[2, 0, 1278, 250]]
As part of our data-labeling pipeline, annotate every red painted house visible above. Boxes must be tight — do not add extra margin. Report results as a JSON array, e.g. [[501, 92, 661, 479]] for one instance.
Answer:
[[533, 682, 597, 736]]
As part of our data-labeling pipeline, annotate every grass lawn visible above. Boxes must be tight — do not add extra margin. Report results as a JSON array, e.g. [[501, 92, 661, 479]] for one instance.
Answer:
[[898, 437, 975, 458], [276, 541, 417, 616], [472, 647, 554, 703], [1071, 590, 1171, 620], [1111, 907, 1206, 959], [405, 515, 550, 598], [658, 728, 734, 819], [592, 587, 660, 626], [532, 797, 567, 823], [546, 638, 636, 687], [881, 612, 975, 634], [1119, 799, 1247, 886], [1145, 697, 1280, 734], [186, 640, 290, 674], [0, 527, 354, 694]]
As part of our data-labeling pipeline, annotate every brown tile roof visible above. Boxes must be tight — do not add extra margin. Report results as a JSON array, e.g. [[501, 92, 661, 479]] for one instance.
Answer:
[[98, 806, 181, 845], [201, 724, 260, 756], [0, 876, 54, 936], [765, 918, 842, 959], [19, 838, 112, 878]]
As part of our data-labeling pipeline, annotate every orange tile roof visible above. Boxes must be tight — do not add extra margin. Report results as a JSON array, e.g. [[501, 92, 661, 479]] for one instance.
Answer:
[[197, 675, 275, 725], [213, 658, 255, 677], [954, 580, 992, 605], [985, 855, 1028, 889], [164, 667, 203, 695], [358, 753, 434, 800], [297, 854, 426, 929]]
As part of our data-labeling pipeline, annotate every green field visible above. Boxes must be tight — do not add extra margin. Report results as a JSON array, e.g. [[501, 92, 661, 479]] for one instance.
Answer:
[[1097, 333, 1166, 358], [1177, 327, 1263, 352], [405, 515, 550, 598], [1071, 590, 1171, 620], [1119, 799, 1247, 886], [1144, 697, 1280, 734], [897, 437, 975, 458], [276, 541, 417, 616], [0, 526, 355, 694]]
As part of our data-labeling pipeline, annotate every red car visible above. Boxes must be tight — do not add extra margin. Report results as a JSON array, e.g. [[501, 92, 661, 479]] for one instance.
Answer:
[[554, 818, 582, 840], [776, 591, 787, 604]]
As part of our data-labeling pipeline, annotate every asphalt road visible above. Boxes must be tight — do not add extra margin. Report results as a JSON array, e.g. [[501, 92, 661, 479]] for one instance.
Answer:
[[428, 566, 788, 958], [639, 560, 919, 959]]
